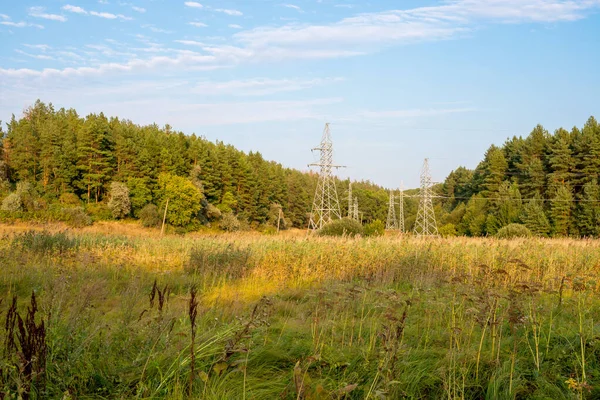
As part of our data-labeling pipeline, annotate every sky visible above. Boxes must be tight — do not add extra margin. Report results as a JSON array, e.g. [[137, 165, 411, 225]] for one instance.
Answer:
[[1, 0, 599, 188]]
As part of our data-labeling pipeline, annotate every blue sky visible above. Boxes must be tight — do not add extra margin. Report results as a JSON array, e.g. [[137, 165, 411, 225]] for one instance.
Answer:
[[1, 0, 599, 188]]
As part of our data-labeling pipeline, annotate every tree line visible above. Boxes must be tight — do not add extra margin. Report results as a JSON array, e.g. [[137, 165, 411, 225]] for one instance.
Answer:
[[437, 116, 600, 237], [0, 100, 394, 230]]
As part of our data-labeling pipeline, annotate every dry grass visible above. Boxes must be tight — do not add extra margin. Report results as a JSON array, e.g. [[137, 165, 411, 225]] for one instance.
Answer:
[[1, 223, 600, 398]]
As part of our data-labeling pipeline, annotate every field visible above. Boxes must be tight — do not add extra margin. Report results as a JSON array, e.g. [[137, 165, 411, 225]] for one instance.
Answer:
[[1, 223, 599, 399]]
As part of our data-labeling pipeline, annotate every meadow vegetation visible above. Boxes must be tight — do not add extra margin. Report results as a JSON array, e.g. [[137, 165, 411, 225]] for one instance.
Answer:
[[0, 225, 599, 399]]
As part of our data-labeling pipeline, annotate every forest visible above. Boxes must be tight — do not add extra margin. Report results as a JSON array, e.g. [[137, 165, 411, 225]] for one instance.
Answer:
[[1, 100, 599, 237], [0, 100, 397, 231]]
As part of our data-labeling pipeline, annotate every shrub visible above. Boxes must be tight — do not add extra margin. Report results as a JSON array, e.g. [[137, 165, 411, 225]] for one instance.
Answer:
[[61, 207, 92, 228], [140, 204, 161, 228], [439, 223, 458, 237], [13, 230, 79, 255], [318, 218, 363, 237], [1, 193, 22, 212], [205, 203, 222, 221], [85, 202, 113, 221], [59, 192, 82, 206], [364, 219, 385, 237], [220, 212, 240, 232], [108, 182, 131, 219], [16, 181, 39, 211], [496, 223, 532, 239]]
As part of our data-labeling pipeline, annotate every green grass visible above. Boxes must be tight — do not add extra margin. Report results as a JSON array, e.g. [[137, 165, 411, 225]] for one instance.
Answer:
[[0, 229, 599, 399]]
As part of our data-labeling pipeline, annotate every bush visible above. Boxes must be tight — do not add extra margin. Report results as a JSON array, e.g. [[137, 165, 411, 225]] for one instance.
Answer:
[[205, 203, 222, 221], [496, 223, 532, 239], [364, 219, 385, 237], [220, 212, 240, 232], [108, 182, 131, 219], [16, 181, 40, 211], [318, 218, 364, 237], [140, 204, 161, 228], [439, 223, 458, 237], [61, 207, 92, 228], [85, 202, 113, 221], [1, 193, 22, 212], [13, 230, 79, 255], [59, 192, 82, 206]]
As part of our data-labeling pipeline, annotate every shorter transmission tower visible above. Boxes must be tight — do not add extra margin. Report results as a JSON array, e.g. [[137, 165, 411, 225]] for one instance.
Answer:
[[386, 190, 398, 230], [347, 182, 353, 219], [398, 182, 405, 233], [414, 158, 439, 237], [353, 197, 359, 221]]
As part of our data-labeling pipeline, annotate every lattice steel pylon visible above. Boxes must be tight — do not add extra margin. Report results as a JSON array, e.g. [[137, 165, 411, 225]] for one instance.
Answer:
[[308, 123, 344, 230], [414, 158, 439, 237], [386, 190, 398, 230], [398, 182, 405, 233], [347, 181, 353, 219], [353, 197, 359, 221]]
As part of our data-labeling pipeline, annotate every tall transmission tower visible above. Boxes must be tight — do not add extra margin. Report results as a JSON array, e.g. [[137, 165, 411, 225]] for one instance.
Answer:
[[353, 197, 359, 221], [398, 182, 405, 233], [308, 123, 344, 230], [414, 158, 439, 237], [386, 190, 398, 230]]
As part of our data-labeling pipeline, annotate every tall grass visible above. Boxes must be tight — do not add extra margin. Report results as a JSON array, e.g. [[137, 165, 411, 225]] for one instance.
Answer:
[[0, 227, 599, 398]]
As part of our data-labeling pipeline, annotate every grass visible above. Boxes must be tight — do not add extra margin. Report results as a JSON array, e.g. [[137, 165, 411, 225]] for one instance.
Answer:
[[0, 223, 599, 398]]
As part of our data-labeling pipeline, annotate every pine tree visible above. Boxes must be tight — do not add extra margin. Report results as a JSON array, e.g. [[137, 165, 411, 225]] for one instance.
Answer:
[[575, 179, 600, 237], [550, 184, 572, 237], [520, 193, 550, 237]]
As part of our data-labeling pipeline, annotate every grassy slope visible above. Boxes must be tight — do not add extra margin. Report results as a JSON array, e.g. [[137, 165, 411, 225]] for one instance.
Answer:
[[0, 224, 599, 399]]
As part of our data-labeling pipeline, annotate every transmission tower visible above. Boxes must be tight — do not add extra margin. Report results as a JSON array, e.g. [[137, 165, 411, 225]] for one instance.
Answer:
[[414, 158, 439, 237], [347, 181, 353, 219], [308, 123, 344, 230], [353, 197, 359, 221], [398, 182, 405, 233], [386, 190, 398, 230]]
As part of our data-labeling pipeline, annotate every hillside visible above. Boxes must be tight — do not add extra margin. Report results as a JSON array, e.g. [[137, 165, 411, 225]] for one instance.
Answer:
[[0, 100, 395, 230], [437, 116, 600, 237]]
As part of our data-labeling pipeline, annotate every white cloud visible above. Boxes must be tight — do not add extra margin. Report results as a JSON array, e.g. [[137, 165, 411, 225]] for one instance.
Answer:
[[229, 24, 243, 29], [142, 24, 172, 33], [90, 11, 132, 20], [15, 49, 54, 60], [358, 107, 475, 119], [4, 0, 600, 84], [1, 21, 44, 29], [28, 7, 67, 22], [62, 5, 88, 14], [23, 44, 51, 51], [282, 4, 303, 12], [184, 1, 203, 8], [0, 14, 10, 20], [192, 77, 343, 96], [235, 0, 600, 51], [132, 6, 146, 13], [215, 8, 243, 16], [189, 21, 208, 27], [175, 40, 204, 46]]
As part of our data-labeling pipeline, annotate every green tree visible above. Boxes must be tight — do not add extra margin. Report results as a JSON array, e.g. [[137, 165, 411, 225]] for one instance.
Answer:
[[157, 173, 203, 227], [575, 179, 600, 237], [550, 184, 573, 237], [108, 182, 131, 219], [520, 194, 550, 237]]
